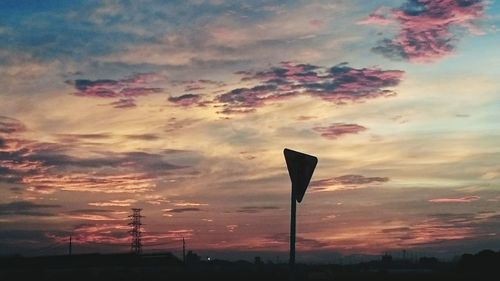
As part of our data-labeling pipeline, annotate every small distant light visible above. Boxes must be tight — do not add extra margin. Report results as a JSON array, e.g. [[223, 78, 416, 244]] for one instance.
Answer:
[[207, 257, 211, 261]]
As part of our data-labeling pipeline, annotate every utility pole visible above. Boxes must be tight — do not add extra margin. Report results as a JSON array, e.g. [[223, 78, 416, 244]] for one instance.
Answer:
[[290, 187, 296, 267], [129, 208, 143, 254], [182, 237, 186, 264], [69, 235, 72, 256]]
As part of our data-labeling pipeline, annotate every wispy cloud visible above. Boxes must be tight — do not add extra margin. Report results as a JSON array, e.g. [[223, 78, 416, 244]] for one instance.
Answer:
[[236, 206, 281, 214], [173, 201, 208, 207], [162, 207, 201, 213], [0, 116, 26, 134], [0, 201, 60, 217], [313, 123, 367, 139], [88, 199, 138, 207], [311, 174, 389, 192], [62, 209, 128, 221], [429, 196, 480, 203], [0, 116, 191, 194]]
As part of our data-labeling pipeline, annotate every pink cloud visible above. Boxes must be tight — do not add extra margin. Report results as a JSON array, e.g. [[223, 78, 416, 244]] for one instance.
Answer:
[[24, 173, 155, 194], [357, 7, 394, 26], [216, 62, 403, 114], [67, 73, 164, 108], [310, 174, 389, 192], [88, 199, 138, 207], [313, 123, 367, 139], [296, 115, 317, 121], [370, 0, 486, 62], [309, 19, 324, 27], [429, 196, 480, 203]]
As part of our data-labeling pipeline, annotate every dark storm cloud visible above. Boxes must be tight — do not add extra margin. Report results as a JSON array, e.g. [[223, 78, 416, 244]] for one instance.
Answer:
[[363, 0, 486, 62], [0, 201, 61, 216], [216, 62, 403, 114]]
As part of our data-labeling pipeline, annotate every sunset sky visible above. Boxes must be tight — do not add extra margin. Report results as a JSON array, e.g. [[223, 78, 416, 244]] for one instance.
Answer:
[[1, 0, 499, 261]]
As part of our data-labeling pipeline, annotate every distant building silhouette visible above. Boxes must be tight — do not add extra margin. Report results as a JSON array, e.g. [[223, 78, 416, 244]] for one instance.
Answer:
[[186, 250, 201, 265]]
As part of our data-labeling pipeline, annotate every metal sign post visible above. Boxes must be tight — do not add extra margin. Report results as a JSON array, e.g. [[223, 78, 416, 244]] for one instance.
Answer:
[[284, 148, 318, 277]]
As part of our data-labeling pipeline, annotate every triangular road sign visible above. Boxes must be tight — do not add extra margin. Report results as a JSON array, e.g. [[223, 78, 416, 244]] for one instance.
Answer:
[[284, 148, 318, 203]]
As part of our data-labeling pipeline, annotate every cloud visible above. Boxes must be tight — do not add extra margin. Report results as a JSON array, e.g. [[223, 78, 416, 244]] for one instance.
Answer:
[[0, 117, 191, 193], [0, 201, 61, 217], [66, 73, 165, 108], [429, 196, 480, 203], [62, 209, 128, 221], [296, 115, 317, 121], [56, 133, 160, 143], [357, 7, 394, 26], [266, 233, 329, 249], [88, 199, 138, 207], [168, 93, 205, 107], [171, 79, 226, 91], [144, 195, 170, 205], [226, 224, 238, 232], [216, 62, 403, 114], [124, 134, 159, 141], [24, 173, 156, 194], [377, 219, 474, 247], [310, 174, 389, 192], [56, 133, 111, 141], [47, 223, 130, 245], [368, 0, 486, 62], [162, 207, 201, 213], [165, 117, 201, 133], [313, 123, 367, 139], [236, 206, 281, 213], [173, 202, 208, 207], [0, 116, 26, 134], [108, 98, 137, 108]]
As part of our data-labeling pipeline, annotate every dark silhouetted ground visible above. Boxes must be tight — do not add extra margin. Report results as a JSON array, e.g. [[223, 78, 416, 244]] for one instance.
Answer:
[[1, 249, 499, 280]]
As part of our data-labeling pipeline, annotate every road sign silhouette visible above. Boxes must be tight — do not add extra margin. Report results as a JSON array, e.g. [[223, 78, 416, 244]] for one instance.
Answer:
[[284, 148, 318, 274], [284, 148, 318, 203]]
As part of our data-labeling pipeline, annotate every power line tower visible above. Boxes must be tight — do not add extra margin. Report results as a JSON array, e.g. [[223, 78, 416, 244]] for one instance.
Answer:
[[128, 208, 143, 254]]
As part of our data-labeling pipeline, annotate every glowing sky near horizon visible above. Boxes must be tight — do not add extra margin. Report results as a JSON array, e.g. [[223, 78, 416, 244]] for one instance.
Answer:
[[0, 0, 499, 260]]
